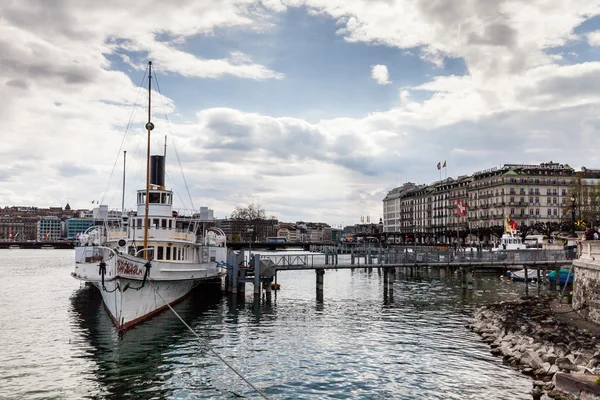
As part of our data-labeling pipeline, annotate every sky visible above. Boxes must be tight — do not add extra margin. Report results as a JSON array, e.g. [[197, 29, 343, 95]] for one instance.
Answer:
[[3, 1, 600, 226]]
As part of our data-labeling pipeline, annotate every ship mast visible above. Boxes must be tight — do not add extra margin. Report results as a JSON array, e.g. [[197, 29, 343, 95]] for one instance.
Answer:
[[143, 61, 154, 260]]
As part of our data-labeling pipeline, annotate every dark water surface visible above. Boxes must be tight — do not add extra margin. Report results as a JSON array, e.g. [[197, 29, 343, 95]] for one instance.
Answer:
[[0, 250, 546, 399]]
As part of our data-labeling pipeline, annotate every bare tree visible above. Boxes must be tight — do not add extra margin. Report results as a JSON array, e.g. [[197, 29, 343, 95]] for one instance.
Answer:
[[533, 222, 560, 238], [230, 203, 275, 241]]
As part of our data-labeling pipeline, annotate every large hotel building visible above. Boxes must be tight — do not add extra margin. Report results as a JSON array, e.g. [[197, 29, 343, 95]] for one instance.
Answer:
[[382, 162, 600, 243]]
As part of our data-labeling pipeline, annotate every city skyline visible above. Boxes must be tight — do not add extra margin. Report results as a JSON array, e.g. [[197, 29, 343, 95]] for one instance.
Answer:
[[3, 1, 600, 225]]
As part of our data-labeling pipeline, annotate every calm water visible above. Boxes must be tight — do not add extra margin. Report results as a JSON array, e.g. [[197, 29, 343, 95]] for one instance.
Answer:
[[0, 249, 547, 399]]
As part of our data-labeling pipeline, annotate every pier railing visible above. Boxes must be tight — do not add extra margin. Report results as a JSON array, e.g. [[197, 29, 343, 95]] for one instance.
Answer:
[[258, 248, 575, 270]]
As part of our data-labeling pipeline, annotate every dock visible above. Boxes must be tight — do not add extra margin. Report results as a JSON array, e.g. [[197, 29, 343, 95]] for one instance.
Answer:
[[224, 247, 576, 300]]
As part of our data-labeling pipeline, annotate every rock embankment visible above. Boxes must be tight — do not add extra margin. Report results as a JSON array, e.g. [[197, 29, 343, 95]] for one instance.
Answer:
[[469, 295, 600, 398]]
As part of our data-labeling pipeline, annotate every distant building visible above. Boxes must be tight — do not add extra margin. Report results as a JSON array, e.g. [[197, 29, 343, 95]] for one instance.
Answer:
[[37, 216, 62, 241], [198, 207, 214, 221], [66, 218, 94, 239], [383, 161, 600, 244]]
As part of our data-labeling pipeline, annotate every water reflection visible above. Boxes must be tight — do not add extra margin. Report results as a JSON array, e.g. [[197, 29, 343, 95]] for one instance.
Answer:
[[70, 285, 223, 399], [2, 250, 557, 400]]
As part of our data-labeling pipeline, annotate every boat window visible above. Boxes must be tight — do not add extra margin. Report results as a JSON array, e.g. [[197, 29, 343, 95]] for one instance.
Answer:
[[178, 248, 182, 260], [152, 219, 159, 228], [161, 219, 167, 229], [168, 219, 172, 229], [149, 192, 160, 203], [157, 246, 164, 260], [166, 247, 171, 260], [161, 193, 166, 203], [167, 193, 172, 205], [138, 193, 144, 204]]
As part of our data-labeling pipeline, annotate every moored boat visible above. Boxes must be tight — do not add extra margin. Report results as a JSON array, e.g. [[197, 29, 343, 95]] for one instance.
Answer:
[[71, 61, 227, 331], [548, 269, 574, 285], [506, 269, 539, 282]]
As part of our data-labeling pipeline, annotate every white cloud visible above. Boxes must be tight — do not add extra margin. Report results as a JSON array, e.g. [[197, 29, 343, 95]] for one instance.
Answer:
[[371, 64, 390, 85], [3, 1, 600, 225], [587, 30, 600, 46]]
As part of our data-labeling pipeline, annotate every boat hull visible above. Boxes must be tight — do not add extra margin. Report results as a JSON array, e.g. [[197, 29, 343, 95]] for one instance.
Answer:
[[93, 277, 218, 330], [73, 247, 225, 330]]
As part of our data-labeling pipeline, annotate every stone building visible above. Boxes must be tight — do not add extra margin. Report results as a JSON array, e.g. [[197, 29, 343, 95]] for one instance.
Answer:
[[382, 162, 600, 244]]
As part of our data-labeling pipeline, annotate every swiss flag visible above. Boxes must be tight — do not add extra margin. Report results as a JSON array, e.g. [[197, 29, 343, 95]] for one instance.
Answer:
[[456, 199, 467, 216]]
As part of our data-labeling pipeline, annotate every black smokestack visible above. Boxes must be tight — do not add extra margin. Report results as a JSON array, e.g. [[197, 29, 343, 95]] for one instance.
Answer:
[[150, 155, 165, 187]]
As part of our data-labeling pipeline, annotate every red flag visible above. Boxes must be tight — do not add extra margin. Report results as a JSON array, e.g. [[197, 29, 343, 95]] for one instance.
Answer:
[[456, 199, 466, 216], [8, 232, 12, 238], [510, 219, 518, 231], [437, 162, 441, 170]]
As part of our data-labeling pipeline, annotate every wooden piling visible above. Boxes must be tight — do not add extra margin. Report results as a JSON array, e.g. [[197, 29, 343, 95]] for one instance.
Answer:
[[316, 269, 325, 302], [253, 254, 261, 297], [524, 266, 529, 296]]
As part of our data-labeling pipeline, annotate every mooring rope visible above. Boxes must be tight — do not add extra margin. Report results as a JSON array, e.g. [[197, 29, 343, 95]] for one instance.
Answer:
[[152, 69, 195, 211], [100, 63, 149, 205], [146, 278, 269, 400]]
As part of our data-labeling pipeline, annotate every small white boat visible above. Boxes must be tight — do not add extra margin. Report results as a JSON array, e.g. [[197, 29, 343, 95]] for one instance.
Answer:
[[41, 245, 54, 250], [506, 269, 539, 282], [492, 217, 541, 252], [9, 245, 20, 250], [72, 61, 227, 331]]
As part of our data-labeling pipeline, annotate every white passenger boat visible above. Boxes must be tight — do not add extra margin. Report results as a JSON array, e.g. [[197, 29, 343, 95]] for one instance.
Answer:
[[492, 217, 540, 252], [71, 61, 227, 331]]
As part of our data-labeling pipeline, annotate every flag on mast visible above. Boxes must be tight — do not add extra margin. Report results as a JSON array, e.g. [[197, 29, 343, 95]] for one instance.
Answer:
[[437, 162, 441, 170], [443, 160, 446, 168]]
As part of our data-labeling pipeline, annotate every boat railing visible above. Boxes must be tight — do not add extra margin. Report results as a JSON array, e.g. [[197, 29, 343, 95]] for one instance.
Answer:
[[106, 227, 195, 242]]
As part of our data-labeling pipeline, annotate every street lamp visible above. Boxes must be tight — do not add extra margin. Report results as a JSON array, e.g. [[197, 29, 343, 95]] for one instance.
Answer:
[[570, 196, 576, 238]]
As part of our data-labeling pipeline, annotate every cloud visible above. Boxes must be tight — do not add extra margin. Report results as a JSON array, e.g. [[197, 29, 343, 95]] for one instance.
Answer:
[[587, 30, 600, 47], [3, 1, 600, 225], [371, 64, 390, 85], [296, 0, 599, 78]]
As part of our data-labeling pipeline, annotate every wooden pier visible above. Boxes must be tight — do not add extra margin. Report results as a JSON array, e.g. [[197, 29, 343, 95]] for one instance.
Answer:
[[224, 247, 576, 300]]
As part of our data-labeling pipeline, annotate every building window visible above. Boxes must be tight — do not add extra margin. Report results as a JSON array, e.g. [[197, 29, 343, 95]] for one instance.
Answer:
[[547, 209, 551, 216], [535, 197, 539, 204], [535, 209, 540, 216]]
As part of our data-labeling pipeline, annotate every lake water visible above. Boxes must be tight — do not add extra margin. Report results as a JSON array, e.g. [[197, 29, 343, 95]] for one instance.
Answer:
[[0, 249, 547, 399]]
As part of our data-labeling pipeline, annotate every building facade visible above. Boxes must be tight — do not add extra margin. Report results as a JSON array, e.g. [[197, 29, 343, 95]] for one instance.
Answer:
[[37, 216, 62, 241], [66, 218, 94, 239], [383, 162, 599, 244]]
